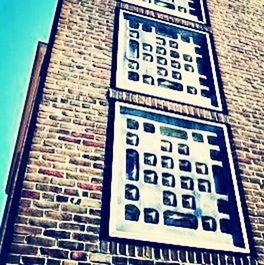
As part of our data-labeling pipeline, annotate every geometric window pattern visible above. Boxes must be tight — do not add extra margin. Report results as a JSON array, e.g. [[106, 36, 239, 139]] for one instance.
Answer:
[[116, 12, 223, 111], [123, 0, 207, 24], [109, 102, 249, 253]]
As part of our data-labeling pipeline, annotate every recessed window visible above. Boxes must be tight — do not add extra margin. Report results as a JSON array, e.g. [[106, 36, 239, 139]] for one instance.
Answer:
[[109, 103, 249, 253], [161, 140, 172, 152], [169, 40, 178, 49], [143, 75, 154, 85], [125, 204, 140, 221], [196, 162, 208, 175], [162, 173, 175, 187], [128, 71, 139, 81], [179, 160, 192, 172], [157, 67, 168, 77], [126, 132, 139, 146], [143, 43, 153, 52], [144, 208, 159, 224], [202, 216, 217, 231], [144, 170, 158, 184], [161, 156, 174, 169], [144, 153, 157, 166], [116, 11, 223, 111], [163, 191, 177, 207], [143, 53, 153, 62], [164, 211, 198, 229], [181, 176, 194, 190], [125, 184, 140, 201], [178, 143, 189, 155], [143, 122, 155, 133], [126, 149, 139, 181], [127, 118, 139, 130], [122, 0, 207, 24], [198, 179, 211, 192], [157, 56, 167, 65], [182, 195, 196, 209]]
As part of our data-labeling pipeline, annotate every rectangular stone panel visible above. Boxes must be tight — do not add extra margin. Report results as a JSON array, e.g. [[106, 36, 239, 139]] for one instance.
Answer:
[[116, 11, 223, 111], [109, 102, 250, 253]]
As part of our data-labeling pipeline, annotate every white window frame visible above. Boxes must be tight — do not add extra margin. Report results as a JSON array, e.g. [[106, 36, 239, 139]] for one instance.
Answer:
[[116, 10, 223, 111], [109, 101, 250, 253]]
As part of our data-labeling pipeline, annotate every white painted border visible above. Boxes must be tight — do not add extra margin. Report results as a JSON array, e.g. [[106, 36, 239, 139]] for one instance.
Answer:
[[109, 101, 250, 253], [122, 0, 207, 24], [116, 10, 223, 112]]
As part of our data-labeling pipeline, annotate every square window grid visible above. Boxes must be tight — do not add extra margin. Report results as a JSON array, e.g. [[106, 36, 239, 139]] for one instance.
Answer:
[[123, 0, 207, 23], [116, 12, 223, 111], [109, 102, 249, 253]]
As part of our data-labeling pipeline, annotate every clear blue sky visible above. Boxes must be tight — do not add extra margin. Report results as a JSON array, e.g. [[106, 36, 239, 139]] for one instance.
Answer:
[[0, 1, 57, 221]]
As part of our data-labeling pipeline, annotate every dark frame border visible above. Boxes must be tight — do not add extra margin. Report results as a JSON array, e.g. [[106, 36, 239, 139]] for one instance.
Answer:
[[100, 98, 255, 258], [110, 8, 228, 115]]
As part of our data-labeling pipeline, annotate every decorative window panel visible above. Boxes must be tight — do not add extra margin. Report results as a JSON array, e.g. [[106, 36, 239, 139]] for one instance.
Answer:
[[123, 0, 207, 24], [109, 102, 249, 253], [116, 11, 223, 111]]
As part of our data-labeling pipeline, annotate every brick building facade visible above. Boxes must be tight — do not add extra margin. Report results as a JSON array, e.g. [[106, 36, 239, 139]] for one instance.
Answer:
[[0, 0, 263, 264]]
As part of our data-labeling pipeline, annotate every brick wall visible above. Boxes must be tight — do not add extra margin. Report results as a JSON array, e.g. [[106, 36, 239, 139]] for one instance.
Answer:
[[1, 0, 263, 264]]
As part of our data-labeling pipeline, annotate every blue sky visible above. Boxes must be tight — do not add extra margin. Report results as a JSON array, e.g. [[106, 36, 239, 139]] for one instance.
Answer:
[[0, 1, 57, 221]]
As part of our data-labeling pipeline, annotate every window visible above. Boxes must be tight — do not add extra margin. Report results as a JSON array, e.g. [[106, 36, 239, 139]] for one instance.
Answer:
[[123, 0, 207, 24], [116, 11, 223, 111], [109, 102, 249, 253]]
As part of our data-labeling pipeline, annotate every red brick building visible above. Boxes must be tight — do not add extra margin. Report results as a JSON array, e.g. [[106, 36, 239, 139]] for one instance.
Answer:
[[0, 0, 263, 264]]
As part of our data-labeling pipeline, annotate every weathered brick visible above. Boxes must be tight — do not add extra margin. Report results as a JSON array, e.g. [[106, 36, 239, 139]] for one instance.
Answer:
[[26, 236, 56, 247], [56, 195, 69, 202], [33, 200, 60, 210], [86, 225, 100, 234], [45, 210, 72, 221], [44, 229, 71, 239], [40, 247, 69, 259], [59, 222, 85, 231], [69, 158, 91, 167], [51, 177, 75, 187], [21, 189, 40, 200], [58, 240, 84, 251], [14, 225, 42, 235], [19, 206, 43, 217], [73, 215, 100, 225], [25, 173, 50, 183], [10, 244, 38, 255], [77, 182, 102, 191], [89, 253, 111, 263], [72, 233, 98, 243], [58, 136, 81, 144], [39, 168, 64, 178], [42, 192, 55, 202], [61, 204, 87, 214], [43, 153, 67, 163], [71, 251, 87, 261], [21, 256, 46, 265], [71, 132, 94, 139], [64, 188, 80, 196], [36, 184, 62, 193], [29, 218, 57, 228], [83, 140, 104, 148], [62, 261, 78, 265]]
